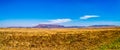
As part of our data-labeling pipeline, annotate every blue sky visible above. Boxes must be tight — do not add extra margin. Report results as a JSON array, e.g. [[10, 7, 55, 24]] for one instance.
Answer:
[[0, 0, 120, 27]]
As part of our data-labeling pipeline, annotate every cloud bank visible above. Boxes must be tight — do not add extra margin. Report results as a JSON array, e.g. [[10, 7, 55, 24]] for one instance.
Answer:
[[41, 19, 72, 24], [80, 15, 99, 19]]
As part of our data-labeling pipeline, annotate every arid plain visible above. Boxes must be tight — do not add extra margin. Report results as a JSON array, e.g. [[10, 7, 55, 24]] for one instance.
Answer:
[[0, 28, 120, 50]]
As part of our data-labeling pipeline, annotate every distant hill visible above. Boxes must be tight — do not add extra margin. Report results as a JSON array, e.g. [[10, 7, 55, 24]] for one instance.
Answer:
[[7, 24, 120, 28], [65, 26, 86, 28], [8, 26, 32, 28], [33, 24, 64, 28], [88, 25, 119, 28]]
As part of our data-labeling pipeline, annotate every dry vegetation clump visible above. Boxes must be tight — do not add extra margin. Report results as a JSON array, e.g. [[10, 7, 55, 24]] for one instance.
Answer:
[[0, 28, 120, 50]]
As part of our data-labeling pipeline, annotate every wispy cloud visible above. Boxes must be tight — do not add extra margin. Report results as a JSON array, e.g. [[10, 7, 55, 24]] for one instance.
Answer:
[[80, 15, 99, 19], [41, 19, 72, 24]]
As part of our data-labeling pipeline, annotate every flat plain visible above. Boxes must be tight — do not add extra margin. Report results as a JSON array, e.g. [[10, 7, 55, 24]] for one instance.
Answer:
[[0, 28, 120, 50]]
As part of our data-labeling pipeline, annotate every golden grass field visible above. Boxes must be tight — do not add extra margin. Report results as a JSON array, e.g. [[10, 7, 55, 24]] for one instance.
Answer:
[[0, 28, 120, 50]]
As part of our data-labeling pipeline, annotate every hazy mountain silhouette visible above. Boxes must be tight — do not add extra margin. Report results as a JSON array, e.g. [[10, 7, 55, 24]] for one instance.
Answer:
[[8, 24, 119, 28], [33, 24, 64, 28], [88, 25, 118, 28]]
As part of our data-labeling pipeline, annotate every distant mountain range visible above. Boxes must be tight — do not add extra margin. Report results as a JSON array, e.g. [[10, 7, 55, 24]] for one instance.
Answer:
[[8, 24, 120, 28], [88, 25, 118, 27], [33, 24, 64, 28]]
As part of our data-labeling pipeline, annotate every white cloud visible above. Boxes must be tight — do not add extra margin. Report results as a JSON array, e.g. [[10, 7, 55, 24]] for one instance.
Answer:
[[80, 15, 99, 19], [41, 19, 72, 24]]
